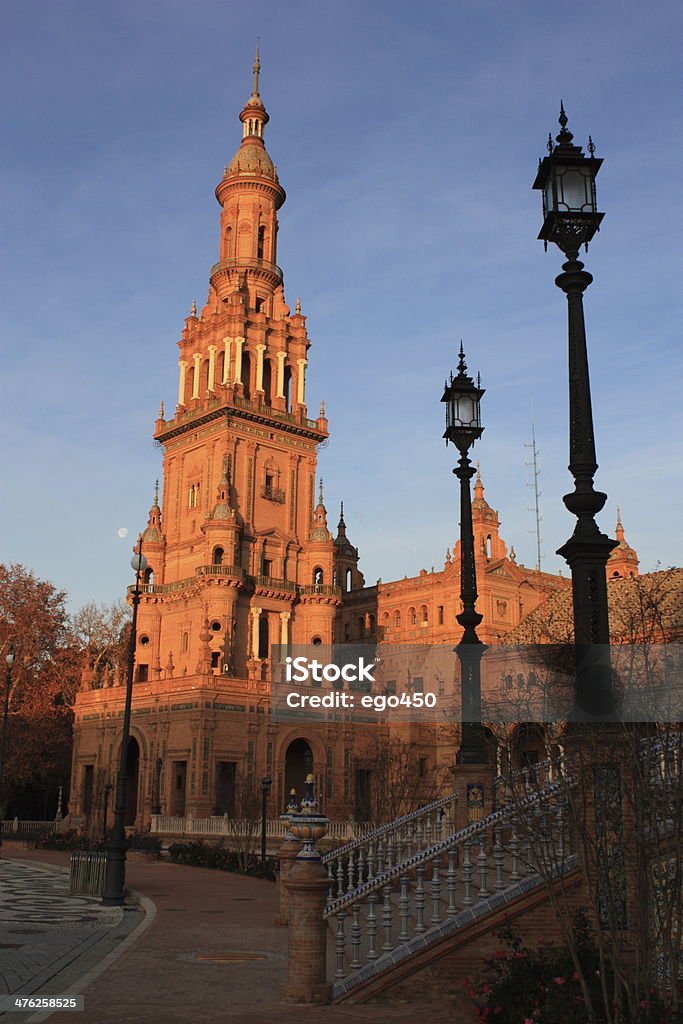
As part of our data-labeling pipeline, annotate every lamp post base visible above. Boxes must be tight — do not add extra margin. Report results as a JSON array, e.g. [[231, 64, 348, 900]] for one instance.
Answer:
[[102, 835, 128, 905]]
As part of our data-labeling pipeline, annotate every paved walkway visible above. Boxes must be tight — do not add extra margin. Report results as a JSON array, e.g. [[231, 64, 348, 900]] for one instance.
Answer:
[[4, 849, 461, 1024]]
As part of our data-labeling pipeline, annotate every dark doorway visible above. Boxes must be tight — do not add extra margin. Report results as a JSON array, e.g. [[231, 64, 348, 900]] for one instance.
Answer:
[[171, 760, 187, 816], [284, 739, 313, 810], [83, 765, 94, 816], [355, 768, 372, 823], [214, 761, 236, 816], [258, 615, 269, 659], [124, 738, 140, 826]]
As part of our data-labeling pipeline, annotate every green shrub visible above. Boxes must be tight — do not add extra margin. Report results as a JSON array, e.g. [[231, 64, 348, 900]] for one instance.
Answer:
[[167, 839, 276, 880]]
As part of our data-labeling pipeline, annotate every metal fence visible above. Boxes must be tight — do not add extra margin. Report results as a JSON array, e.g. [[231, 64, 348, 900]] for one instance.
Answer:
[[69, 850, 107, 896]]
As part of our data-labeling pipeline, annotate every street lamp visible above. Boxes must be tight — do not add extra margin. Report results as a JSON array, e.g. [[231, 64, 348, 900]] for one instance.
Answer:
[[102, 545, 147, 904], [261, 774, 272, 864], [533, 105, 617, 719], [102, 782, 113, 842], [0, 646, 16, 857], [442, 345, 487, 763]]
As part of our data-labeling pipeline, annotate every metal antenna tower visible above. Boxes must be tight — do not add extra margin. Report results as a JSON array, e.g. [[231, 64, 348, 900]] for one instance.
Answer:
[[525, 420, 543, 572]]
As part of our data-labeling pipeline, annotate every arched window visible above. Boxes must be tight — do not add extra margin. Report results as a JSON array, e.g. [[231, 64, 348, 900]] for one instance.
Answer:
[[212, 546, 224, 566], [486, 535, 492, 559], [420, 605, 428, 624], [143, 567, 154, 586], [224, 225, 233, 258], [187, 365, 195, 404], [216, 350, 225, 386], [437, 605, 444, 625], [181, 632, 189, 653], [200, 359, 210, 394], [313, 567, 324, 586], [346, 567, 353, 592], [242, 351, 251, 399], [357, 616, 365, 639], [258, 615, 269, 659], [394, 610, 401, 628], [382, 612, 390, 626], [257, 225, 266, 260], [368, 614, 375, 634], [409, 607, 417, 626]]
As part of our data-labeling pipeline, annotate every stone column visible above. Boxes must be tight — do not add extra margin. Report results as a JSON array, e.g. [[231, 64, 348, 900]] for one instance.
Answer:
[[250, 607, 261, 659], [282, 854, 331, 1004], [207, 345, 217, 391], [279, 611, 290, 649], [276, 351, 286, 399], [296, 358, 307, 406], [192, 353, 201, 399], [234, 337, 244, 386], [255, 344, 266, 392], [178, 360, 187, 406]]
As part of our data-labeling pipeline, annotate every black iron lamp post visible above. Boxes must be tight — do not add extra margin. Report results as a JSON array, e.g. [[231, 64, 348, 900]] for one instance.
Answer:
[[102, 782, 112, 842], [261, 774, 272, 863], [533, 105, 617, 720], [0, 646, 16, 857], [442, 346, 487, 763], [102, 546, 147, 905]]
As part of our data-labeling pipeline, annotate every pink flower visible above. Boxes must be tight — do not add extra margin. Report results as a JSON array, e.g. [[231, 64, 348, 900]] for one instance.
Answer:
[[537, 936, 545, 944], [553, 976, 566, 985], [524, 1019, 534, 1024], [639, 1001, 647, 1009], [495, 950, 506, 959], [483, 984, 491, 994]]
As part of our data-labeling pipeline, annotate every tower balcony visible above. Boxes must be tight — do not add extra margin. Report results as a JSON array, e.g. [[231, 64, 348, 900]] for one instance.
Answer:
[[209, 257, 283, 299]]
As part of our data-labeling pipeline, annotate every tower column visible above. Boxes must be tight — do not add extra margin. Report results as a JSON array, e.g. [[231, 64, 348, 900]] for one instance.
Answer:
[[223, 337, 233, 384], [280, 611, 291, 648], [234, 337, 244, 386], [255, 344, 266, 392], [251, 607, 262, 659], [192, 353, 201, 399], [207, 345, 217, 391], [178, 360, 188, 406], [296, 358, 307, 406], [276, 351, 286, 398]]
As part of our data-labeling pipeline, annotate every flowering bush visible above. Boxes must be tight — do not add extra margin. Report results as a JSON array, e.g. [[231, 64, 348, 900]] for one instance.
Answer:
[[467, 911, 674, 1024]]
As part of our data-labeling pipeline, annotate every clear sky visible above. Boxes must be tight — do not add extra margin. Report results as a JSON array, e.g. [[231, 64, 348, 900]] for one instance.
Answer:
[[1, 0, 681, 611]]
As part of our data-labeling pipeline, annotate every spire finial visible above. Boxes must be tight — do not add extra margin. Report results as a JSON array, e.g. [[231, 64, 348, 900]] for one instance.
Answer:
[[295, 297, 302, 314], [457, 342, 467, 376], [318, 477, 324, 505], [338, 501, 346, 530], [319, 399, 325, 418], [191, 299, 197, 317], [157, 399, 164, 420], [252, 40, 261, 96], [615, 505, 625, 542], [154, 479, 159, 505], [556, 100, 574, 144]]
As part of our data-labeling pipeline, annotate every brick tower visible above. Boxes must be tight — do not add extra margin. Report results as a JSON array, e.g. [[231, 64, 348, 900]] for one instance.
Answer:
[[71, 53, 344, 826]]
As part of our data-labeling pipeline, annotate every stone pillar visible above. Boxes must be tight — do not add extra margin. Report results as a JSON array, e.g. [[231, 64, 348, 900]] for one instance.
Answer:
[[279, 611, 290, 649], [276, 351, 286, 398], [178, 360, 187, 406], [275, 835, 301, 926], [233, 337, 244, 386], [207, 345, 217, 391], [282, 854, 332, 1004], [296, 358, 307, 406], [250, 607, 261, 659], [255, 344, 266, 392], [192, 353, 201, 399], [452, 762, 494, 831]]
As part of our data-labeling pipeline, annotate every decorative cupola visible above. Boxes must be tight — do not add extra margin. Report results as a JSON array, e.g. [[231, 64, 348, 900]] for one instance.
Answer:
[[468, 464, 508, 563], [607, 508, 640, 579], [334, 501, 365, 592], [310, 479, 331, 542], [142, 480, 163, 546]]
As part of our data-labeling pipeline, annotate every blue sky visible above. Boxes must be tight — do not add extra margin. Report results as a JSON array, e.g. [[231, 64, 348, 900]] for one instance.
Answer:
[[1, 0, 681, 610]]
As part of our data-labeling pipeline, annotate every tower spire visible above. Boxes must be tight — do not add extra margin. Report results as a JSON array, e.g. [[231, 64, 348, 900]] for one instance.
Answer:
[[252, 41, 261, 97]]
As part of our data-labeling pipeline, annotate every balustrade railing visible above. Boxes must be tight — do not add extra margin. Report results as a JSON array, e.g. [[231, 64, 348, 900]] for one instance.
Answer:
[[323, 793, 457, 903], [150, 815, 357, 842], [1, 819, 58, 834], [324, 777, 576, 987]]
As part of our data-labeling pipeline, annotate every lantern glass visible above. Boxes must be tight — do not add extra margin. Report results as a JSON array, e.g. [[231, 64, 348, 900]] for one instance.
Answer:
[[556, 166, 593, 212], [457, 394, 474, 425]]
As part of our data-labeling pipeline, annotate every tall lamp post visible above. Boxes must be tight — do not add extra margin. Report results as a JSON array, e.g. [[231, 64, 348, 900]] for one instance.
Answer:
[[0, 646, 16, 857], [261, 774, 272, 863], [102, 546, 147, 905], [442, 345, 487, 763], [533, 105, 617, 719]]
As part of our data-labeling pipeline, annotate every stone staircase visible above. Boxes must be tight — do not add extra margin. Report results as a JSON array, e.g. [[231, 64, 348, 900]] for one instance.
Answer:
[[322, 765, 577, 1002]]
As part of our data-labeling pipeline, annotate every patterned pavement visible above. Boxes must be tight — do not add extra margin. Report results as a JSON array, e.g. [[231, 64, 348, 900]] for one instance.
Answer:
[[0, 860, 124, 1008]]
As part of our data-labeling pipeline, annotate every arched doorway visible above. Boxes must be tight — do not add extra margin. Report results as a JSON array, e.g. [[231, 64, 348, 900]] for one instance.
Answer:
[[124, 737, 140, 826], [284, 738, 313, 810]]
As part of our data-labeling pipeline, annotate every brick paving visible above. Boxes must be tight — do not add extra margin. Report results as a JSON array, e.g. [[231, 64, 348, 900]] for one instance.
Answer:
[[5, 849, 460, 1024]]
